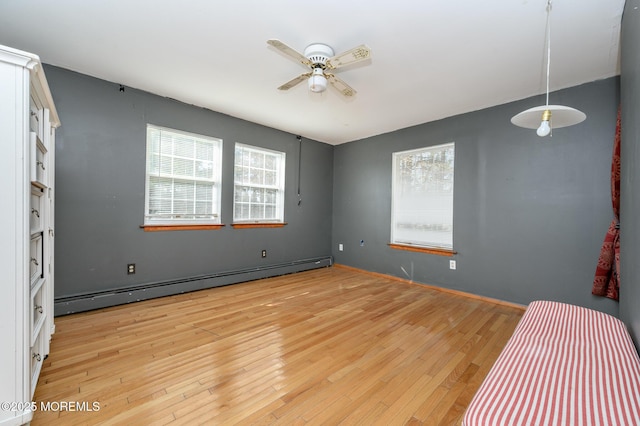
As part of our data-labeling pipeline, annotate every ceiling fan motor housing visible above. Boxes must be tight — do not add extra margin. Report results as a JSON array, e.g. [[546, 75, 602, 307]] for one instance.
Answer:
[[304, 43, 335, 67]]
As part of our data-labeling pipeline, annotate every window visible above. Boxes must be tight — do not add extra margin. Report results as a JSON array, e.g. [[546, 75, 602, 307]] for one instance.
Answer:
[[233, 143, 285, 223], [391, 142, 455, 250], [144, 125, 222, 225]]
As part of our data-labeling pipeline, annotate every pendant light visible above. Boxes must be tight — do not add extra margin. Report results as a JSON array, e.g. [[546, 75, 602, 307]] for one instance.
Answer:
[[511, 0, 586, 136]]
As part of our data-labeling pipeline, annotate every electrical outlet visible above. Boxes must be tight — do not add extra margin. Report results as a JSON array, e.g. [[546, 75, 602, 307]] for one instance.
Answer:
[[127, 263, 135, 274], [339, 243, 344, 251], [449, 260, 456, 270], [261, 249, 267, 258]]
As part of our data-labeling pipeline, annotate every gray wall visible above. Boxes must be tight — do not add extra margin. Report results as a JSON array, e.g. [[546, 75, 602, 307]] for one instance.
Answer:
[[332, 78, 620, 316], [47, 62, 627, 319], [46, 65, 333, 304], [620, 0, 640, 345]]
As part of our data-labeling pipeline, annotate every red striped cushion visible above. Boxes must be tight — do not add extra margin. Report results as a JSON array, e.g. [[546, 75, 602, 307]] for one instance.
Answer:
[[463, 300, 640, 426]]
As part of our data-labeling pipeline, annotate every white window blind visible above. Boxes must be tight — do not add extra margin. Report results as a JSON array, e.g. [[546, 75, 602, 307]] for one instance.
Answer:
[[233, 143, 285, 222], [145, 125, 222, 224], [391, 142, 455, 249]]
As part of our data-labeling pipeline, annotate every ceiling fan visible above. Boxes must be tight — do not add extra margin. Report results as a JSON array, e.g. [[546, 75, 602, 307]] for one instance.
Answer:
[[267, 39, 371, 97]]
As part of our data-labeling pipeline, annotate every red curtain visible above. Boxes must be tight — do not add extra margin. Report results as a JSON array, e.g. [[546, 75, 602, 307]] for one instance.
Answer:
[[592, 107, 621, 300]]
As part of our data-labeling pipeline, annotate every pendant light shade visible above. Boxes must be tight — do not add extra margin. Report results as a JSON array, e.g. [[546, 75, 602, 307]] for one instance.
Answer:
[[511, 105, 586, 129], [511, 0, 586, 136]]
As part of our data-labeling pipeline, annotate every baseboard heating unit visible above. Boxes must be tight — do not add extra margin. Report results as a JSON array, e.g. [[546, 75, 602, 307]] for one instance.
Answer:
[[54, 256, 333, 316]]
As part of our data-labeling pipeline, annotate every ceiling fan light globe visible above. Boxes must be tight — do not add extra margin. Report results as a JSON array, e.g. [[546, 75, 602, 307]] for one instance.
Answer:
[[308, 73, 327, 93]]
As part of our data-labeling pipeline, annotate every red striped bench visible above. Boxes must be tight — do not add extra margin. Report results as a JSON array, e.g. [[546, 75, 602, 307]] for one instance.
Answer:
[[463, 300, 640, 426]]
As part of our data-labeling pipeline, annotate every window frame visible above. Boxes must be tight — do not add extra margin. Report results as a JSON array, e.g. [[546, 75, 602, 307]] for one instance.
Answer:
[[143, 124, 223, 228], [232, 143, 286, 224], [390, 142, 455, 253]]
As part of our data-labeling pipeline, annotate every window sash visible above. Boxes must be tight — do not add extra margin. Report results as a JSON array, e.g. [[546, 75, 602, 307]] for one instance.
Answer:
[[391, 142, 455, 249], [233, 143, 285, 222], [145, 125, 222, 225]]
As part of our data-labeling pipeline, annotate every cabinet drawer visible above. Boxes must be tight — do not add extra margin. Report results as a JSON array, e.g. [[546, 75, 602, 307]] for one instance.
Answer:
[[30, 187, 44, 233], [30, 132, 48, 187], [30, 327, 44, 397], [31, 279, 46, 346], [29, 97, 42, 137], [29, 234, 43, 284]]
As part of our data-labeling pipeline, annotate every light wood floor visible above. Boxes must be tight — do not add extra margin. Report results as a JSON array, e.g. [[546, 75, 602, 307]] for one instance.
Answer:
[[33, 265, 524, 425]]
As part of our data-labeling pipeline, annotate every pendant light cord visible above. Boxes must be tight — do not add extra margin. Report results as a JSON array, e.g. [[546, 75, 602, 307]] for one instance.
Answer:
[[545, 0, 552, 107], [296, 135, 302, 206]]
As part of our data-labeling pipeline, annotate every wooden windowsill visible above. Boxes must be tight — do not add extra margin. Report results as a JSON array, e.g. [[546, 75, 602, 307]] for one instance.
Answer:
[[231, 222, 287, 229], [141, 224, 225, 232], [388, 243, 457, 257]]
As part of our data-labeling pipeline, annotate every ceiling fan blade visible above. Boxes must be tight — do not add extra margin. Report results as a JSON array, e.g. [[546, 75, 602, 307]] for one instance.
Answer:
[[277, 73, 311, 91], [327, 74, 357, 97], [267, 39, 311, 67], [326, 44, 371, 70]]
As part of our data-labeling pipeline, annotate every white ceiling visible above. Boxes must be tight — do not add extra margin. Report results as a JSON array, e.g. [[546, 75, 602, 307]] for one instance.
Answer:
[[0, 0, 625, 145]]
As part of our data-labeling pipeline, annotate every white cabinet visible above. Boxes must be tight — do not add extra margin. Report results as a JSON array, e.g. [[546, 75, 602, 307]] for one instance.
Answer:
[[0, 44, 59, 425]]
